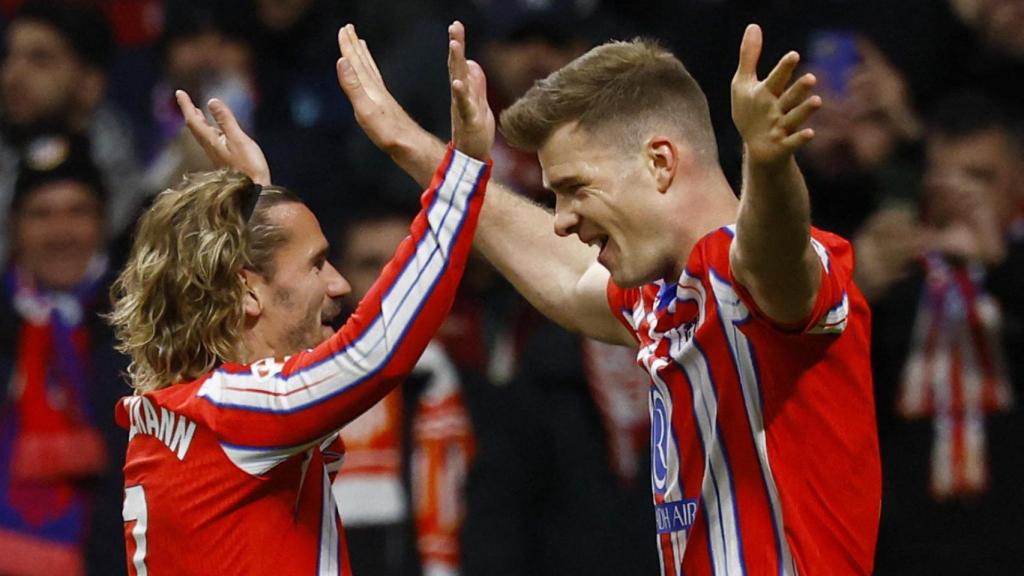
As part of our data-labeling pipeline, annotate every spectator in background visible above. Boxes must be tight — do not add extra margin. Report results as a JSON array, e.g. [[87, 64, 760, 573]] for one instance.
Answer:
[[861, 0, 1024, 123], [939, 0, 1024, 111], [864, 90, 1024, 573], [472, 0, 597, 203], [0, 136, 127, 576], [142, 1, 255, 194], [239, 0, 360, 243], [332, 204, 474, 576], [0, 0, 143, 260], [799, 34, 922, 239]]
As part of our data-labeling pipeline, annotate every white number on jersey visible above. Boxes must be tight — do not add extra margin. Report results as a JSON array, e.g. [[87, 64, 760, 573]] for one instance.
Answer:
[[122, 485, 149, 576]]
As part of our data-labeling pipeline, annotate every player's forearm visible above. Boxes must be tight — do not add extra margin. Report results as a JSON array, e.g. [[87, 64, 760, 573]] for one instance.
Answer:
[[340, 147, 489, 397], [385, 126, 602, 336], [474, 187, 599, 334], [733, 152, 819, 322], [386, 127, 451, 189]]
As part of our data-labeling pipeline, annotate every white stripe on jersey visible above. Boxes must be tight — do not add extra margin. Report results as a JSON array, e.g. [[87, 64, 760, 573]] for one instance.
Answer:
[[810, 237, 831, 274], [221, 439, 320, 475], [319, 471, 340, 575], [808, 237, 849, 335], [675, 336, 744, 576], [809, 293, 849, 335], [710, 272, 796, 576], [197, 152, 484, 416]]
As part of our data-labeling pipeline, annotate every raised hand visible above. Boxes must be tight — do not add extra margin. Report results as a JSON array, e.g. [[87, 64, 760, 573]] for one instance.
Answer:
[[446, 21, 495, 161], [175, 90, 271, 185], [335, 24, 420, 156], [731, 24, 821, 167]]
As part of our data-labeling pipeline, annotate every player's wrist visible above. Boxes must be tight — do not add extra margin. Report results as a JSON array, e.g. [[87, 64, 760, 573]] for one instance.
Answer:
[[743, 143, 797, 173]]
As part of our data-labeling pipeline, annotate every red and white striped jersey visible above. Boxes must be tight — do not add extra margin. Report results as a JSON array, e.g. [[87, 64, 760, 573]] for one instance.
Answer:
[[608, 226, 881, 576], [114, 147, 490, 576]]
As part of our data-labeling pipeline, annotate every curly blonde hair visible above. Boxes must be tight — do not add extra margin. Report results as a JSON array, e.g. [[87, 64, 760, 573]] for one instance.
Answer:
[[108, 169, 299, 392]]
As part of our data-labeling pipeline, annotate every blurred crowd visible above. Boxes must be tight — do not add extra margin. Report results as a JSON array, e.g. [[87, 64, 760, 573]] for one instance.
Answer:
[[0, 0, 1021, 575]]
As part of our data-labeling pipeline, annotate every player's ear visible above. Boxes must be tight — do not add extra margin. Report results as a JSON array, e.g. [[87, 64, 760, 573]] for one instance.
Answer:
[[240, 269, 264, 318], [646, 136, 682, 194]]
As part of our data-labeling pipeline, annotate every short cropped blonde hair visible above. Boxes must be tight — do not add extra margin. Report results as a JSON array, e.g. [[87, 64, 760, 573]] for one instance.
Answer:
[[500, 38, 718, 162], [108, 169, 299, 392]]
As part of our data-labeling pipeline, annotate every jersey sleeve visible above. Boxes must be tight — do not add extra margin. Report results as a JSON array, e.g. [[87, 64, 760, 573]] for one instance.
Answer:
[[729, 227, 853, 335], [190, 146, 490, 474]]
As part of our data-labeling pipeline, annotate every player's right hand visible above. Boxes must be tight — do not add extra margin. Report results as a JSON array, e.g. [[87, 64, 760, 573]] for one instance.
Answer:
[[175, 90, 272, 185], [336, 24, 419, 157], [447, 21, 495, 162], [731, 24, 821, 167]]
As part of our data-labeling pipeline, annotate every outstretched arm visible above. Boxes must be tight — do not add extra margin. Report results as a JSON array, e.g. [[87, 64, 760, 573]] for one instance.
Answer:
[[336, 22, 632, 346], [187, 36, 495, 462], [729, 24, 823, 325]]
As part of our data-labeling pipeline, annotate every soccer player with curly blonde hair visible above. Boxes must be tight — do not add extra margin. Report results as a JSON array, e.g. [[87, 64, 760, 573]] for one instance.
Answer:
[[110, 24, 494, 575]]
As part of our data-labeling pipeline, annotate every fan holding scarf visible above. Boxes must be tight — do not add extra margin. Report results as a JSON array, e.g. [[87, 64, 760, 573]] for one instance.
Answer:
[[0, 135, 128, 576]]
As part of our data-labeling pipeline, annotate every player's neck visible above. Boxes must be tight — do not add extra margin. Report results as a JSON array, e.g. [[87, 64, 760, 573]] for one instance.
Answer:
[[239, 329, 275, 366], [665, 170, 739, 280]]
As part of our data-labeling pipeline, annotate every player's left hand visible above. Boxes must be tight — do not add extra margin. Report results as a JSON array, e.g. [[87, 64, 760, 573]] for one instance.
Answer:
[[447, 21, 495, 162], [176, 90, 272, 185], [731, 24, 821, 167]]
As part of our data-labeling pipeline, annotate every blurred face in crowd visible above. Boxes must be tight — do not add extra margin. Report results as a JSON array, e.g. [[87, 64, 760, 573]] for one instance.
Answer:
[[246, 202, 350, 355], [483, 36, 588, 102], [1, 20, 84, 127], [803, 99, 897, 178], [258, 0, 314, 32], [960, 0, 1024, 56], [336, 217, 409, 303], [165, 32, 252, 97], [13, 180, 103, 290], [924, 128, 1022, 229]]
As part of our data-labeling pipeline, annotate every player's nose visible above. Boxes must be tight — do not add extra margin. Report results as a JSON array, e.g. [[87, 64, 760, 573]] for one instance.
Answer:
[[553, 195, 580, 238], [324, 262, 351, 298]]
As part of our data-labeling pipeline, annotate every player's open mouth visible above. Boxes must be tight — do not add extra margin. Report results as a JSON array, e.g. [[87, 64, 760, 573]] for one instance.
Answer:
[[585, 235, 609, 252], [321, 311, 340, 327]]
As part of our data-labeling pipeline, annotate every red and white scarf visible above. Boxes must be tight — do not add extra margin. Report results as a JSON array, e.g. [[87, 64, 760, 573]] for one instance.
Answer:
[[581, 338, 651, 486], [898, 254, 1014, 498]]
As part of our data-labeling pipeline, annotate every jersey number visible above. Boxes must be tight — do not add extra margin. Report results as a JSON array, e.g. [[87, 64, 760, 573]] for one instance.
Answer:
[[123, 485, 149, 576]]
